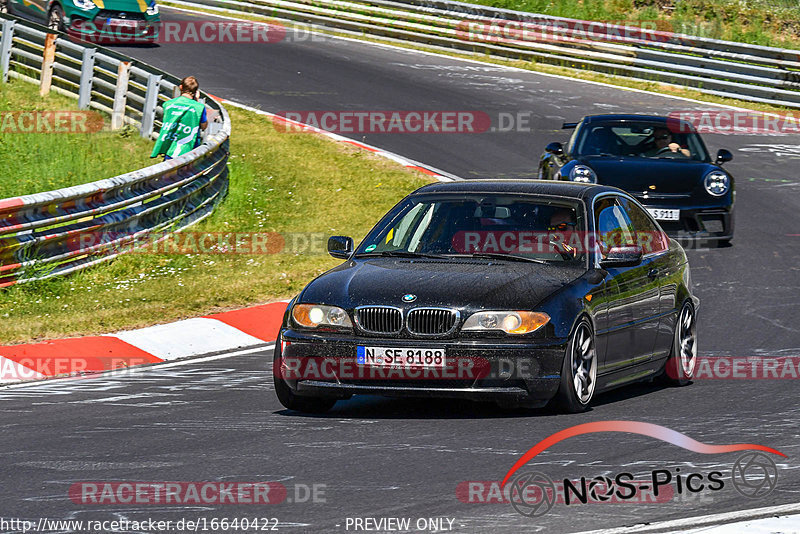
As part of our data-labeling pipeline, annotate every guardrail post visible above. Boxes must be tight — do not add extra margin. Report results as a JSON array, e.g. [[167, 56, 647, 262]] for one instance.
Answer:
[[39, 33, 57, 96], [111, 61, 130, 130], [77, 48, 95, 110], [0, 20, 14, 83], [140, 73, 162, 138]]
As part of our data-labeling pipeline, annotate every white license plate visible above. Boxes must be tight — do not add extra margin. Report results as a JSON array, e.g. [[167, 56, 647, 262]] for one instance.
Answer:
[[107, 18, 139, 28], [646, 208, 680, 221], [357, 346, 445, 368]]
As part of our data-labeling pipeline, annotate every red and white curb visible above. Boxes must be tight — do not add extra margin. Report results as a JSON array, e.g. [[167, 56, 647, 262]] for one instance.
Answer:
[[212, 97, 462, 183], [0, 301, 288, 384]]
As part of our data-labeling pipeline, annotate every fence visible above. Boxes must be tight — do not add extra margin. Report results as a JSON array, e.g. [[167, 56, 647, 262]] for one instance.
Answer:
[[0, 14, 230, 287], [167, 0, 800, 108]]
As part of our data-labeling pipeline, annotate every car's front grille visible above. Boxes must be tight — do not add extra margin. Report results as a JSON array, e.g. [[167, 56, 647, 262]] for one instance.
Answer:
[[97, 10, 147, 21], [407, 308, 458, 336], [355, 307, 402, 335]]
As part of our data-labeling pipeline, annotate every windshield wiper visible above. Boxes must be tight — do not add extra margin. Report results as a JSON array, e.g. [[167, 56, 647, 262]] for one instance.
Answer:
[[355, 250, 446, 259], [448, 252, 548, 264]]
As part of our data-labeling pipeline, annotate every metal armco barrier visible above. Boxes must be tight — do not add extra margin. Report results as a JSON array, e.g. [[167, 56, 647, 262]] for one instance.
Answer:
[[0, 15, 230, 287], [168, 0, 800, 108]]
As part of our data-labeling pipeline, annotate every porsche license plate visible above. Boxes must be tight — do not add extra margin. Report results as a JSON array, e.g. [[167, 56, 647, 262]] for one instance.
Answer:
[[356, 346, 445, 368], [647, 208, 680, 221]]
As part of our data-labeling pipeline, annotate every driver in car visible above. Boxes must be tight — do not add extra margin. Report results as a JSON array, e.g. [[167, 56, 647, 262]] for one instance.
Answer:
[[643, 127, 691, 158]]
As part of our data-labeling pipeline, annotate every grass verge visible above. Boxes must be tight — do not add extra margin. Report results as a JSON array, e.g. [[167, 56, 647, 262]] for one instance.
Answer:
[[469, 0, 800, 51], [0, 92, 431, 344], [0, 80, 153, 199]]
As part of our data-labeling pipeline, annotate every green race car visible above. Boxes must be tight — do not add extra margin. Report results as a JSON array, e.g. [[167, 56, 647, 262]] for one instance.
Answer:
[[1, 0, 160, 43]]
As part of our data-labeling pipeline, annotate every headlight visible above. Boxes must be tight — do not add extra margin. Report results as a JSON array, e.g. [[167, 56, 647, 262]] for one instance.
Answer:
[[292, 304, 352, 329], [462, 311, 550, 335], [704, 171, 729, 197], [569, 165, 597, 184], [146, 2, 158, 15], [73, 0, 96, 10]]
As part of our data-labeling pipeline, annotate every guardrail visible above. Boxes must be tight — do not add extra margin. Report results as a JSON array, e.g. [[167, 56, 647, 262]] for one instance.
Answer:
[[0, 14, 230, 288], [168, 0, 800, 109]]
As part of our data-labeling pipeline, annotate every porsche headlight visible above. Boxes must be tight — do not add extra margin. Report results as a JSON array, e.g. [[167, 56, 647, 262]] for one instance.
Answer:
[[73, 0, 97, 10], [462, 311, 550, 335], [146, 1, 159, 15], [292, 304, 352, 329], [569, 165, 597, 184], [704, 171, 729, 197]]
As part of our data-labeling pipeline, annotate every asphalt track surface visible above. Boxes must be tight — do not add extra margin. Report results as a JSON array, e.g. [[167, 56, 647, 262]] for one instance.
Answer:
[[3, 7, 800, 533]]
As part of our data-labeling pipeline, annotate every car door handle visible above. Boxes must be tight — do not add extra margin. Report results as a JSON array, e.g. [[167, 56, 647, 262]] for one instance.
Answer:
[[647, 268, 659, 280]]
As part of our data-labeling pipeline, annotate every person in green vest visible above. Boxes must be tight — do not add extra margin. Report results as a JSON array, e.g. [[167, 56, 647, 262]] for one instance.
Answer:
[[151, 76, 208, 160]]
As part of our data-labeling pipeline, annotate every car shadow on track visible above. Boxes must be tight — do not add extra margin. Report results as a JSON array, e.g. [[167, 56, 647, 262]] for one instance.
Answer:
[[273, 380, 676, 419]]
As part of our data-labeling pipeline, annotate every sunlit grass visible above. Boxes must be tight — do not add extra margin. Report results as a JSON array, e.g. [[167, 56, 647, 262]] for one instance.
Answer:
[[0, 80, 153, 198]]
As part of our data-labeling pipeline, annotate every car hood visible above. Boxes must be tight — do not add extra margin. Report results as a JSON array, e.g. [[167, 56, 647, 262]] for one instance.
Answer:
[[299, 258, 583, 310], [579, 157, 712, 194], [96, 0, 149, 13]]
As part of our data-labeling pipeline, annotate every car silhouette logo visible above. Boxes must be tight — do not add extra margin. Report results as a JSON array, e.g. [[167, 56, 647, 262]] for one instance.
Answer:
[[402, 294, 417, 302]]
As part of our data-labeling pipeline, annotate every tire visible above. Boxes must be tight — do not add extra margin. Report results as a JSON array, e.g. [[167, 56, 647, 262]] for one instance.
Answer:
[[272, 343, 336, 414], [662, 301, 697, 386], [553, 318, 597, 413], [47, 4, 65, 32]]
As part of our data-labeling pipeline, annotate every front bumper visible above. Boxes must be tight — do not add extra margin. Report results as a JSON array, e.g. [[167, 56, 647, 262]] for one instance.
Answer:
[[278, 329, 566, 406], [641, 203, 734, 242]]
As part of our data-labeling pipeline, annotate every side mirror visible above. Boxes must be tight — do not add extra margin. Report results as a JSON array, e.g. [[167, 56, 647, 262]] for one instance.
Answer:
[[600, 245, 643, 268], [545, 142, 564, 156], [716, 149, 733, 165], [327, 236, 353, 259]]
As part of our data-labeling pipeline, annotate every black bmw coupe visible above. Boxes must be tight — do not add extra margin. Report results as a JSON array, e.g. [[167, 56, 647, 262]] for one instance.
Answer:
[[273, 180, 699, 414], [538, 115, 734, 244]]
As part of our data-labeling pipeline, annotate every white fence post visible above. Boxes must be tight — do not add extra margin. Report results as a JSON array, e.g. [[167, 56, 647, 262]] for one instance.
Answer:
[[77, 48, 95, 110], [0, 20, 14, 83], [111, 61, 130, 130], [140, 73, 162, 138]]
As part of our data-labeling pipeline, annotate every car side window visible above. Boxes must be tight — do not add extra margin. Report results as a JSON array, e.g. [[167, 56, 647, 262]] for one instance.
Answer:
[[618, 198, 669, 255], [594, 197, 636, 259]]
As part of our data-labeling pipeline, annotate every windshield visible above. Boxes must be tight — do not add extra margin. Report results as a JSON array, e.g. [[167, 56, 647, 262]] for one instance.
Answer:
[[573, 121, 710, 161], [355, 194, 587, 264]]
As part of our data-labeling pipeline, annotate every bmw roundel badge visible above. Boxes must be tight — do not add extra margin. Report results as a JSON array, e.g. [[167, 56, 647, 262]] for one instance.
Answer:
[[402, 294, 417, 302]]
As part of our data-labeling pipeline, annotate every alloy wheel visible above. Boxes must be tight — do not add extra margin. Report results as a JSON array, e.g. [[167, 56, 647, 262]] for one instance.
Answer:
[[572, 322, 597, 404], [678, 304, 697, 378]]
